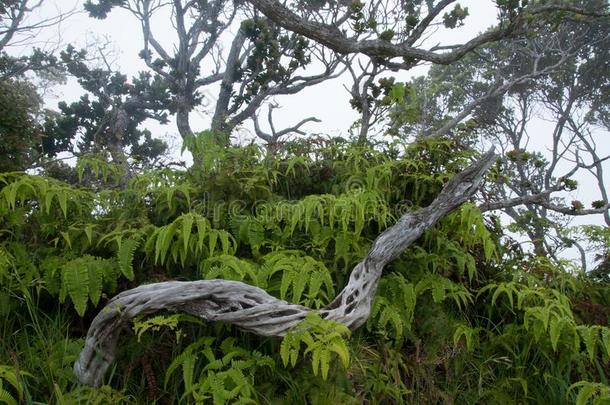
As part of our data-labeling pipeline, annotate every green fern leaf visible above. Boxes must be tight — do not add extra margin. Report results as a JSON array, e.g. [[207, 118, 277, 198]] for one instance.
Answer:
[[577, 326, 599, 361], [62, 261, 90, 316], [0, 386, 17, 405], [181, 213, 193, 257], [118, 239, 139, 280], [549, 317, 564, 352], [319, 347, 332, 380], [573, 382, 597, 405], [57, 192, 68, 218], [601, 328, 610, 358], [87, 258, 103, 307], [279, 336, 291, 367], [155, 222, 177, 264]]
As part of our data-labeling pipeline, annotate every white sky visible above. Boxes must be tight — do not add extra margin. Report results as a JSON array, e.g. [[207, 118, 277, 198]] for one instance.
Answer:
[[10, 0, 499, 150]]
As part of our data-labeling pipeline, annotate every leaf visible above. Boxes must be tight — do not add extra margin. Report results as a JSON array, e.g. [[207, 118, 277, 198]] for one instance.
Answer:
[[549, 317, 563, 352], [204, 231, 217, 258], [84, 224, 94, 245], [279, 337, 291, 367], [87, 258, 103, 306], [453, 325, 475, 352], [577, 326, 599, 362], [63, 261, 90, 316], [181, 213, 193, 257], [155, 222, 177, 264], [329, 342, 350, 368], [0, 386, 17, 405], [57, 192, 68, 218], [601, 327, 610, 358], [320, 349, 331, 380], [574, 382, 597, 405], [118, 239, 139, 280]]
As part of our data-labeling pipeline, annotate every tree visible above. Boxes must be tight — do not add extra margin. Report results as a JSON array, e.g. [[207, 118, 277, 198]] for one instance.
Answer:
[[83, 0, 343, 146], [391, 2, 610, 267], [43, 45, 170, 179], [0, 0, 72, 172], [243, 0, 608, 63], [1, 1, 171, 180], [0, 0, 73, 79], [0, 77, 42, 171]]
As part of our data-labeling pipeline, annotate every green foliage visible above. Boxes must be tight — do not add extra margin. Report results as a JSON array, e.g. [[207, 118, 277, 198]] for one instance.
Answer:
[[369, 274, 417, 341], [0, 79, 43, 172], [165, 336, 274, 404], [570, 381, 610, 405], [0, 365, 31, 405], [1, 138, 609, 403], [144, 212, 236, 267], [56, 385, 132, 405], [281, 313, 351, 380], [55, 255, 117, 316], [76, 154, 126, 184], [443, 4, 469, 28]]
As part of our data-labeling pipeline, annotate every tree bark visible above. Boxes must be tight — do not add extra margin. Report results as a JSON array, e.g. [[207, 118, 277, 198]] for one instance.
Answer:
[[211, 30, 246, 137], [176, 103, 194, 140], [74, 149, 496, 387]]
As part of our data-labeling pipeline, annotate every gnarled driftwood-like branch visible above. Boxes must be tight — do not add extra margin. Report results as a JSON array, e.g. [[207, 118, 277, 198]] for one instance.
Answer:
[[74, 149, 496, 387]]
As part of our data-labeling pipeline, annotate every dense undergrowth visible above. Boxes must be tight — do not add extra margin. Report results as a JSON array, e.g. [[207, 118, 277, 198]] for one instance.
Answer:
[[1, 134, 610, 404]]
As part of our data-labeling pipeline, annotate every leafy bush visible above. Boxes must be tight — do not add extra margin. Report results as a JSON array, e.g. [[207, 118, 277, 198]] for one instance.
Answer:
[[1, 135, 609, 403]]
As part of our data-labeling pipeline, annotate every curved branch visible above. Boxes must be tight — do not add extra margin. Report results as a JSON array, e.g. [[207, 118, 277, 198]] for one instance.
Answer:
[[74, 149, 497, 387], [252, 103, 320, 145], [244, 0, 607, 64]]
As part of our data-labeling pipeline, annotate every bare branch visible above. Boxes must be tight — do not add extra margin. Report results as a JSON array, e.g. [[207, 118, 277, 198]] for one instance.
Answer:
[[252, 103, 320, 147], [425, 48, 574, 139], [244, 0, 607, 64], [74, 149, 497, 388]]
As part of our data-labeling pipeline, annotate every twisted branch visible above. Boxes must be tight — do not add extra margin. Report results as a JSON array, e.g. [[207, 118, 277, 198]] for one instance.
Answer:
[[74, 149, 496, 387]]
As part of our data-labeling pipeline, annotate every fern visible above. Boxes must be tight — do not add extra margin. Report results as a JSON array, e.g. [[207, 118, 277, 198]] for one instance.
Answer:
[[260, 251, 335, 307], [0, 365, 31, 404], [144, 212, 236, 267], [166, 337, 273, 404], [117, 238, 139, 280], [0, 173, 91, 218], [415, 274, 473, 309], [256, 188, 390, 260], [59, 385, 130, 405], [132, 314, 197, 342], [76, 154, 125, 184], [453, 324, 479, 352], [200, 255, 258, 284], [230, 216, 266, 255], [569, 381, 610, 405], [0, 247, 13, 283], [55, 256, 118, 316], [280, 313, 350, 380], [368, 274, 417, 341]]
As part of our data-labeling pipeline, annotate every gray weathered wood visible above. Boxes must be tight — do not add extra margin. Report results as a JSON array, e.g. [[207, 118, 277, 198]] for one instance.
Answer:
[[74, 149, 496, 387]]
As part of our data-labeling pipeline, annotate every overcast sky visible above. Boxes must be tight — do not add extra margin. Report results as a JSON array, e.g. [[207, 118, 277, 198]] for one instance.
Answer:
[[11, 0, 500, 148]]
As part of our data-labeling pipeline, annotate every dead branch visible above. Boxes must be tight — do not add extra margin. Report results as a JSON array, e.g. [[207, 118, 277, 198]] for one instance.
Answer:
[[73, 149, 496, 387]]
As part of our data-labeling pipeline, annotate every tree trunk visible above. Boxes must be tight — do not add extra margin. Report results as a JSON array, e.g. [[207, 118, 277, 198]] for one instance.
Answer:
[[73, 149, 496, 387], [210, 30, 246, 139], [176, 105, 193, 140]]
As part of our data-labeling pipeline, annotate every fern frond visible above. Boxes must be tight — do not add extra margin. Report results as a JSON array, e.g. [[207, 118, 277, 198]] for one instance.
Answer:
[[281, 313, 350, 380], [118, 238, 140, 280], [62, 260, 90, 316]]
